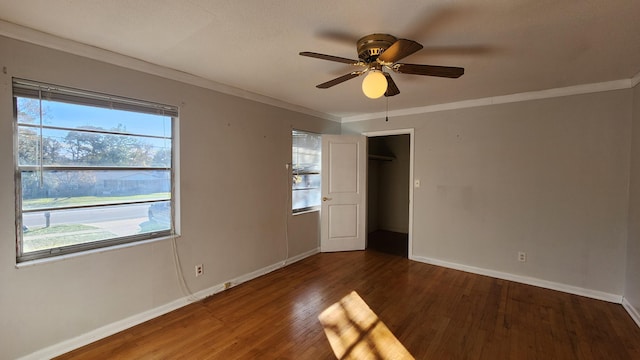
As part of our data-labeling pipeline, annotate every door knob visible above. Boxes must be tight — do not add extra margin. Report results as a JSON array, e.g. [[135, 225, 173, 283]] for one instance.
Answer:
[[322, 196, 332, 201]]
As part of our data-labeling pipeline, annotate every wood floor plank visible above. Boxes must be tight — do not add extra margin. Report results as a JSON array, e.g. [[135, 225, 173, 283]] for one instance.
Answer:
[[56, 251, 640, 359]]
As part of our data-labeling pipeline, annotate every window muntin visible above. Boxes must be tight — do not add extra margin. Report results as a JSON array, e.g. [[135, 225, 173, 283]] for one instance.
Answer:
[[14, 78, 177, 262], [292, 130, 321, 213]]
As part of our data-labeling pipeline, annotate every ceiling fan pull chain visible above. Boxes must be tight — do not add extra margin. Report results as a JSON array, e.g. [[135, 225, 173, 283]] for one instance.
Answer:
[[385, 96, 389, 122]]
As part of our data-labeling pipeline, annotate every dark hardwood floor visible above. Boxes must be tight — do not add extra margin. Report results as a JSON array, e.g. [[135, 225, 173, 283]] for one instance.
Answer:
[[57, 251, 640, 359]]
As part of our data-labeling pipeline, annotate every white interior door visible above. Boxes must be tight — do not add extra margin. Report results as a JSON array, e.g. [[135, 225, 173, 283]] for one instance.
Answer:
[[321, 135, 366, 252]]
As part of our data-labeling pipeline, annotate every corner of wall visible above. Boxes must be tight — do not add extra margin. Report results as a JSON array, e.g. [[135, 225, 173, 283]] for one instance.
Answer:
[[624, 76, 640, 328], [623, 297, 640, 328]]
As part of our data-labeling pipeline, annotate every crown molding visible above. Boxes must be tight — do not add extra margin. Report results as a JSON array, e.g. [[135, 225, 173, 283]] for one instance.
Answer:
[[0, 20, 340, 123], [342, 78, 635, 123]]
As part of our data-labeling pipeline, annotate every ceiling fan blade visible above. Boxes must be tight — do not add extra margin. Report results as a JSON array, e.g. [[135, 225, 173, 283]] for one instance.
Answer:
[[316, 72, 362, 89], [394, 63, 464, 78], [384, 73, 400, 97], [377, 39, 423, 64], [299, 51, 359, 65]]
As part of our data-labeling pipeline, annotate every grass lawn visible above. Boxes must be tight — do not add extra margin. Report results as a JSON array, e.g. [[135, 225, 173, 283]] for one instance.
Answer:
[[23, 224, 116, 252]]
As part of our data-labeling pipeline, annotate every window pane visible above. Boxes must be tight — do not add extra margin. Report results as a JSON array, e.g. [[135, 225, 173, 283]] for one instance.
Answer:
[[292, 188, 321, 211], [145, 200, 172, 232], [22, 201, 170, 254], [292, 130, 321, 212], [21, 170, 170, 210], [293, 173, 320, 191], [18, 127, 171, 167], [292, 131, 321, 174], [17, 97, 172, 138]]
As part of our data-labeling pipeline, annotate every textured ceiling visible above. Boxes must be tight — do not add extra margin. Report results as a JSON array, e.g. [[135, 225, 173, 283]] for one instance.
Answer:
[[0, 0, 639, 120]]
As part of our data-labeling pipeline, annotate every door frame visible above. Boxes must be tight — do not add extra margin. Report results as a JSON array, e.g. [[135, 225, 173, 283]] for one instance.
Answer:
[[362, 128, 414, 260]]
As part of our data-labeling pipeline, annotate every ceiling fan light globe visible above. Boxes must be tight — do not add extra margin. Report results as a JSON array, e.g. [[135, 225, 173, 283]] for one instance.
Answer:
[[362, 70, 388, 99]]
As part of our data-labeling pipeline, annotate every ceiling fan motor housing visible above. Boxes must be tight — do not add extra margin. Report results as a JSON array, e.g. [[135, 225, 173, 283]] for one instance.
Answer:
[[357, 34, 397, 63]]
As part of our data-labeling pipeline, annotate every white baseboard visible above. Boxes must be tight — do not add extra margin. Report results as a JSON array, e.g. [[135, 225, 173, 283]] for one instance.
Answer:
[[622, 298, 640, 328], [410, 255, 623, 304], [17, 247, 320, 360], [217, 247, 320, 291]]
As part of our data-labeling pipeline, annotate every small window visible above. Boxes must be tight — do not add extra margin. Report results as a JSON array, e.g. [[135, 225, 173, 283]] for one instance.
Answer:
[[292, 130, 321, 213], [13, 78, 178, 262]]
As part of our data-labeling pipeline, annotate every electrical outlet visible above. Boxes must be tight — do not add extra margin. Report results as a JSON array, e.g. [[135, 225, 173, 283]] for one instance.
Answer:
[[195, 264, 203, 277], [518, 252, 526, 262]]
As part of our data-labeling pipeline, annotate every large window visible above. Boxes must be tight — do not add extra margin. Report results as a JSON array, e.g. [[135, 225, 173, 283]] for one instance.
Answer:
[[292, 130, 321, 213], [13, 78, 177, 262]]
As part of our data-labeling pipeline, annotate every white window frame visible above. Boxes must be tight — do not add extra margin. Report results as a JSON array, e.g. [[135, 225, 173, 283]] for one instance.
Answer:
[[13, 78, 178, 263]]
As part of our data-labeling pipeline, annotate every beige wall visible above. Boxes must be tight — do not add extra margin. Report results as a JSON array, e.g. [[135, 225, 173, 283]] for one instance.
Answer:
[[0, 36, 338, 359], [626, 82, 640, 318], [344, 90, 632, 296]]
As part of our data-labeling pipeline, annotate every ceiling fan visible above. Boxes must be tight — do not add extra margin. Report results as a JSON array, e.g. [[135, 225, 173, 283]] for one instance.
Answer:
[[300, 33, 464, 99]]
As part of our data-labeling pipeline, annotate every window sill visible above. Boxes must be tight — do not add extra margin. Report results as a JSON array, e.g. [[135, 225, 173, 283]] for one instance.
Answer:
[[15, 234, 179, 269], [293, 208, 320, 216]]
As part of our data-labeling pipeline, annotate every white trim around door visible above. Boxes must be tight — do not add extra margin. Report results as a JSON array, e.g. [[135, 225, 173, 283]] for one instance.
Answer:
[[362, 128, 415, 259]]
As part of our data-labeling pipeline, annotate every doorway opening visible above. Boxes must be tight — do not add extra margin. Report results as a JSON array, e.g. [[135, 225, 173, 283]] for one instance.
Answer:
[[365, 130, 413, 258]]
